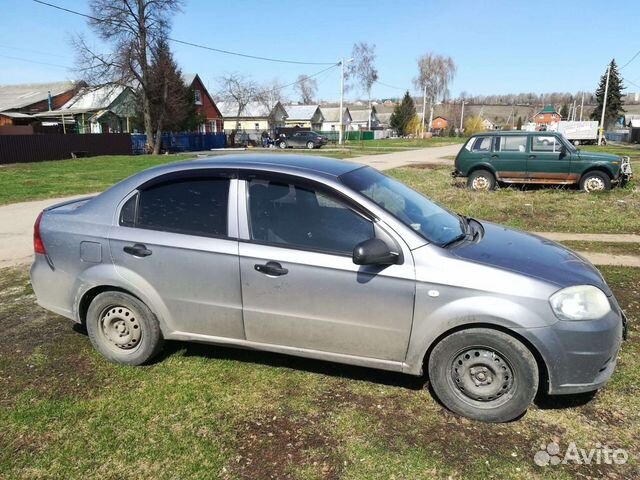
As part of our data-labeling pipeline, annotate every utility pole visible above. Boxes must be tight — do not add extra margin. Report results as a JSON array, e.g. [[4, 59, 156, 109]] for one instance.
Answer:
[[460, 100, 465, 133], [580, 91, 585, 121], [420, 84, 427, 138], [339, 58, 345, 145], [338, 58, 353, 145], [598, 66, 611, 146]]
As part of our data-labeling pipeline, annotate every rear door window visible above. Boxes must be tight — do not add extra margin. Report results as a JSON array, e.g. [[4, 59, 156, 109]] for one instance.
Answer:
[[133, 177, 230, 237], [498, 135, 527, 152]]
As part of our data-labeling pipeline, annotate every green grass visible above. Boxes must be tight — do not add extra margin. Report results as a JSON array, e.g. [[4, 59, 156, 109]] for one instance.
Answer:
[[1, 264, 638, 479], [391, 165, 640, 234], [346, 136, 466, 149], [0, 154, 194, 205]]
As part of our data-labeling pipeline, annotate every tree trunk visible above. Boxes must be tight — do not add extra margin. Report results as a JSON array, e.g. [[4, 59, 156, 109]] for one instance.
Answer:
[[152, 80, 169, 155], [137, 0, 155, 154]]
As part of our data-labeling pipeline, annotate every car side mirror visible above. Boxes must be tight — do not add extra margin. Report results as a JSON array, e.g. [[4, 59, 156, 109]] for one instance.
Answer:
[[353, 238, 399, 266], [559, 145, 567, 158]]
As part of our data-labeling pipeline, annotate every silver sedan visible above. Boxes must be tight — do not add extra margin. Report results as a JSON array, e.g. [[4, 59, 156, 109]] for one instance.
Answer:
[[30, 155, 625, 422]]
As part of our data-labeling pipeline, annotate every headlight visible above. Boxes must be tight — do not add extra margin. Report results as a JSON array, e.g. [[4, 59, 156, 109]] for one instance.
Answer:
[[549, 285, 610, 321]]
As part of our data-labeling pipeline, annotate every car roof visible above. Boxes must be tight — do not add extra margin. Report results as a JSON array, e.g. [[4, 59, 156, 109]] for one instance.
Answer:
[[157, 154, 362, 178], [471, 130, 558, 137]]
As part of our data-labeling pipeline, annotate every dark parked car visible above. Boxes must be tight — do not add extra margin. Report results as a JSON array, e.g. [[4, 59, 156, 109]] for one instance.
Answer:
[[278, 131, 328, 149], [31, 154, 626, 422], [454, 131, 632, 192]]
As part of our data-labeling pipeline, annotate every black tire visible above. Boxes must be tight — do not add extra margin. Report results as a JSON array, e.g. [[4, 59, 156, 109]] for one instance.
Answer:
[[428, 328, 539, 423], [86, 291, 164, 366], [579, 171, 611, 193], [306, 141, 315, 149], [278, 140, 287, 149], [467, 170, 496, 191]]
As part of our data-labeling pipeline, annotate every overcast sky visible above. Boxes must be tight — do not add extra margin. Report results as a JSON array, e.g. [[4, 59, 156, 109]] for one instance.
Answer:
[[1, 0, 640, 101]]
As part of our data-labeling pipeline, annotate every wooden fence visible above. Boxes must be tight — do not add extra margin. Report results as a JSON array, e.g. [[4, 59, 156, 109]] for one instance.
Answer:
[[0, 133, 132, 164]]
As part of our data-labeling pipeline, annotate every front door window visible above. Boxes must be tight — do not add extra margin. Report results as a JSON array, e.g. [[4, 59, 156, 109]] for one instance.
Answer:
[[247, 177, 374, 254]]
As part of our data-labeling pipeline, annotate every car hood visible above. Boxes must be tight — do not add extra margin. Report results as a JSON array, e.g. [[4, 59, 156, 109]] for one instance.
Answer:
[[578, 151, 619, 163], [449, 222, 611, 295]]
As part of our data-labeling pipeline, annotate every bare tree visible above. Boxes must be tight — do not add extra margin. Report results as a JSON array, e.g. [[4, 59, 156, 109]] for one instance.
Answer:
[[414, 53, 456, 130], [346, 42, 379, 129], [294, 75, 318, 104], [73, 0, 183, 153], [258, 77, 288, 111], [216, 73, 259, 120]]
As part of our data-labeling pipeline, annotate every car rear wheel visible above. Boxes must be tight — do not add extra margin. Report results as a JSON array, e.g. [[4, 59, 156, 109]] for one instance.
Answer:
[[580, 171, 611, 192], [428, 328, 539, 422], [467, 170, 496, 191], [86, 291, 164, 366], [307, 141, 315, 149], [279, 140, 287, 149]]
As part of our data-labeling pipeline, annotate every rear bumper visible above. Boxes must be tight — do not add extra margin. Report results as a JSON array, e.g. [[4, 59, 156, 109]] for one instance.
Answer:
[[30, 254, 76, 321], [516, 299, 625, 395]]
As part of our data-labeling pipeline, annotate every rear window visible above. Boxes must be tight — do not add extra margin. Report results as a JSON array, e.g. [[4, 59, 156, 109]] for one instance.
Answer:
[[133, 178, 230, 237], [497, 135, 527, 152], [466, 136, 492, 152]]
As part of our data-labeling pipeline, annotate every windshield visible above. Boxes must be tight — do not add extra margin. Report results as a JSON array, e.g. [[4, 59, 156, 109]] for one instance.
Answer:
[[340, 166, 464, 246]]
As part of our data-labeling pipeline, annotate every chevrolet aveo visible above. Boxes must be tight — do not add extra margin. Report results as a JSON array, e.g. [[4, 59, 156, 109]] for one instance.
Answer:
[[31, 155, 626, 422]]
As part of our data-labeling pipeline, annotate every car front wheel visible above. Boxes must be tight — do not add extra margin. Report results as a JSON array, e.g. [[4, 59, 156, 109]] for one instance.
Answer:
[[86, 291, 164, 366], [279, 141, 287, 149], [307, 141, 315, 149], [428, 328, 539, 422], [580, 171, 611, 192], [467, 170, 496, 191]]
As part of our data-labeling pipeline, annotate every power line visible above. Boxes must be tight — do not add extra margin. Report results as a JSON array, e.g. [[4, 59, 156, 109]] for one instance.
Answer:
[[32, 0, 337, 66], [0, 53, 71, 70], [0, 44, 72, 60], [259, 64, 340, 95], [374, 79, 406, 91], [620, 49, 640, 70]]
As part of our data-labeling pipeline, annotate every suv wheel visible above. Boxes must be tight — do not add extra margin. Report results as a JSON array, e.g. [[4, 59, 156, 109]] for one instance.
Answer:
[[580, 171, 611, 192], [279, 140, 287, 149], [86, 291, 164, 366], [428, 328, 539, 422], [306, 141, 315, 149], [468, 170, 496, 191]]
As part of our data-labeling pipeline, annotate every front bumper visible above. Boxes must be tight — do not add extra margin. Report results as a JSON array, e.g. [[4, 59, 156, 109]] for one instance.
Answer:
[[516, 298, 625, 395]]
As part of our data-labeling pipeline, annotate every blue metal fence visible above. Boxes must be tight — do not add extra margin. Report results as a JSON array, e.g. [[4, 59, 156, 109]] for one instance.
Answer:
[[131, 132, 226, 154]]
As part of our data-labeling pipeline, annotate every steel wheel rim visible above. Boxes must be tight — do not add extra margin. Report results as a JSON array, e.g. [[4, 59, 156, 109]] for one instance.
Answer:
[[99, 306, 142, 351], [449, 347, 515, 405], [472, 176, 490, 190], [585, 176, 605, 192], [307, 142, 314, 149]]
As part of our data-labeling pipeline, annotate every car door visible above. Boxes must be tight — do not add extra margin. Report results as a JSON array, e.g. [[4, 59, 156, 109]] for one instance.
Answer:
[[527, 134, 571, 182], [108, 171, 245, 339], [237, 173, 416, 362], [491, 135, 529, 181], [288, 132, 304, 148]]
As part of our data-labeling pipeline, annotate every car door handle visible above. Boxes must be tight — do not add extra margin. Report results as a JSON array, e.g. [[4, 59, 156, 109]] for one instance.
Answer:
[[254, 261, 288, 276], [491, 154, 499, 158], [529, 155, 537, 159], [123, 243, 152, 257]]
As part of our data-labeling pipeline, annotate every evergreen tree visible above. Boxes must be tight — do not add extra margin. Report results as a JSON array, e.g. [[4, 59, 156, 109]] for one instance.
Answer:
[[390, 91, 416, 136], [560, 103, 569, 119], [516, 116, 523, 130], [590, 59, 625, 128]]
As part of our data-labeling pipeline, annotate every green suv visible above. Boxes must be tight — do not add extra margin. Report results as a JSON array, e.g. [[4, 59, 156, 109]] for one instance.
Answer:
[[453, 131, 632, 192]]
